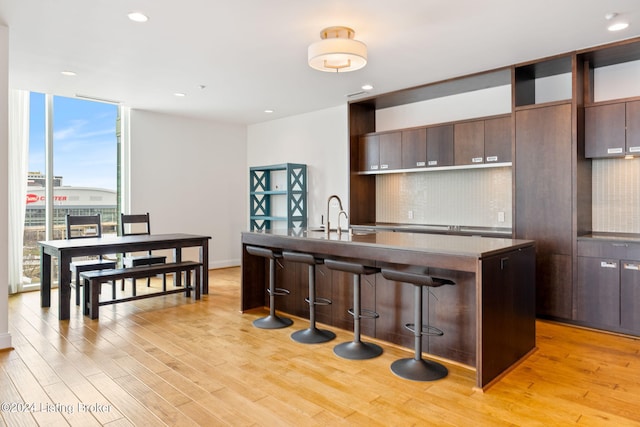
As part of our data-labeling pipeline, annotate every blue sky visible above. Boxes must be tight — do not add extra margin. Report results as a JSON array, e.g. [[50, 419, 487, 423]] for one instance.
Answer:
[[29, 92, 118, 190]]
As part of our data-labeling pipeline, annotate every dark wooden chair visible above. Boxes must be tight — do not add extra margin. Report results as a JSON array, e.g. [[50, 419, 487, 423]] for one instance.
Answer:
[[66, 214, 117, 305], [120, 213, 167, 292]]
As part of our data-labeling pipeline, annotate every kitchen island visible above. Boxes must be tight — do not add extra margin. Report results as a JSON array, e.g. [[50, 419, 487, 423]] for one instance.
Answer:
[[241, 228, 536, 389]]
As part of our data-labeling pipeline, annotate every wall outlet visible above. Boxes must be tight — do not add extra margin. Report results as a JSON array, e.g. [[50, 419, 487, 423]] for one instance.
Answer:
[[498, 211, 505, 223], [408, 210, 414, 219]]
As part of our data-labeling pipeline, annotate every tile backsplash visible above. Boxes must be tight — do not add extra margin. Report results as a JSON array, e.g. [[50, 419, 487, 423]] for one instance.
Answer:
[[375, 167, 512, 228], [592, 158, 640, 233]]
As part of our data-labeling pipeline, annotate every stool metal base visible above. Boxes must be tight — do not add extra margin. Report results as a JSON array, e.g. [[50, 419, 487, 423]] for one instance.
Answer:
[[390, 358, 448, 381], [334, 341, 383, 360], [253, 314, 293, 329], [291, 327, 336, 344]]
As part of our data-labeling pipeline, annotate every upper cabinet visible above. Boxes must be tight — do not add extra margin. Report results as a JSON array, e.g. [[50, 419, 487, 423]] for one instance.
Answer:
[[484, 116, 512, 163], [358, 134, 380, 172], [358, 115, 510, 174], [379, 132, 402, 171], [585, 100, 640, 158], [454, 121, 485, 165], [427, 125, 454, 167], [401, 128, 427, 169], [454, 116, 511, 166]]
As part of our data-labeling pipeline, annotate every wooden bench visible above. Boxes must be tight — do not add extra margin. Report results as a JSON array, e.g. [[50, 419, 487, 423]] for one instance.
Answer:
[[80, 261, 202, 319]]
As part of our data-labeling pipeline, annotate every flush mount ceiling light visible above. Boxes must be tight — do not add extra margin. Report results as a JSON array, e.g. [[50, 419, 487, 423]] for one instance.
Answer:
[[308, 26, 367, 73]]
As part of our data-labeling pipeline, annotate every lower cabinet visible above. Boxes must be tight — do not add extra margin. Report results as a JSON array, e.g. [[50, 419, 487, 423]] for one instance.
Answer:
[[576, 239, 640, 335]]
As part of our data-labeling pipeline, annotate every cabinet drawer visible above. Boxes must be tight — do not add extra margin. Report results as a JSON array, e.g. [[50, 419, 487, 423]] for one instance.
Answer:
[[577, 240, 640, 260]]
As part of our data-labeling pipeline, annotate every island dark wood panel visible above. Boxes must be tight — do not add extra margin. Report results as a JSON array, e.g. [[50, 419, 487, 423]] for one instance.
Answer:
[[241, 229, 535, 389]]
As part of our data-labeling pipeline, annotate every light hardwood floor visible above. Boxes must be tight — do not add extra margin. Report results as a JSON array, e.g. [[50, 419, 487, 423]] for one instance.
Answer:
[[2, 267, 640, 426]]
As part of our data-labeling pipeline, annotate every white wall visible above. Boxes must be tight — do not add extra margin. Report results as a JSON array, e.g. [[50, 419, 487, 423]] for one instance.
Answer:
[[247, 105, 349, 227], [130, 110, 246, 268], [0, 25, 11, 350]]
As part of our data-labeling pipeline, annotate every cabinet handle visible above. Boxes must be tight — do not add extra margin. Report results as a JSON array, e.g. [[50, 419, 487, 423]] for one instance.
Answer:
[[472, 157, 483, 163], [370, 165, 379, 170], [623, 263, 639, 271], [428, 160, 438, 166], [380, 164, 389, 169], [607, 147, 624, 154], [416, 161, 426, 167], [486, 156, 498, 162], [629, 146, 640, 153], [600, 261, 618, 268], [612, 243, 629, 248]]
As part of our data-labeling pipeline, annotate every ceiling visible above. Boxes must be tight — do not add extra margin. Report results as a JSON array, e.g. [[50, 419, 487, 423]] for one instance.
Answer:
[[1, 1, 639, 125]]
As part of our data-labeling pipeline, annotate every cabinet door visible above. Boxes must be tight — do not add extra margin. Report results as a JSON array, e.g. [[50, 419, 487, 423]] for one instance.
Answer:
[[454, 121, 484, 165], [359, 134, 379, 171], [585, 103, 626, 158], [621, 260, 640, 332], [401, 128, 427, 169], [426, 125, 454, 167], [576, 257, 620, 328], [484, 116, 511, 163], [516, 104, 573, 319], [626, 100, 640, 154], [379, 132, 402, 170]]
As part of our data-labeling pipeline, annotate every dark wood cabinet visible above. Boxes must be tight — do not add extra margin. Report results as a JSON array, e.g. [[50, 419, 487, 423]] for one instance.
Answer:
[[358, 134, 379, 171], [484, 116, 512, 163], [585, 103, 626, 157], [426, 125, 454, 167], [515, 103, 573, 319], [379, 132, 402, 171], [576, 256, 620, 328], [576, 240, 640, 335], [454, 120, 485, 165], [401, 128, 427, 169], [627, 100, 640, 154], [621, 260, 640, 331], [585, 100, 640, 158]]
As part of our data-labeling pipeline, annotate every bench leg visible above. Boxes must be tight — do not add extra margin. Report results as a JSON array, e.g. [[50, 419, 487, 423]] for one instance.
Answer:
[[195, 267, 201, 300], [83, 277, 90, 316], [185, 270, 192, 298], [89, 279, 100, 319]]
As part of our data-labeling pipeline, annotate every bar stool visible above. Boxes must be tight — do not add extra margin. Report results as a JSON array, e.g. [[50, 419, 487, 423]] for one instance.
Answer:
[[282, 251, 336, 344], [380, 268, 455, 381], [246, 246, 293, 329], [324, 259, 382, 360]]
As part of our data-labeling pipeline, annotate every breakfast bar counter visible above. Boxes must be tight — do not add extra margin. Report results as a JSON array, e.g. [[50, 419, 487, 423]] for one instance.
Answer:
[[241, 228, 536, 389]]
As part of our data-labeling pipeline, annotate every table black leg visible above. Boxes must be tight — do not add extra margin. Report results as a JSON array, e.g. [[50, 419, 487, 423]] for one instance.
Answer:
[[40, 248, 51, 308]]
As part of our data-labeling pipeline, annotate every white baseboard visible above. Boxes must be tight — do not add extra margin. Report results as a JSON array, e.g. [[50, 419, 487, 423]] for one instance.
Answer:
[[0, 332, 13, 351], [209, 259, 241, 269]]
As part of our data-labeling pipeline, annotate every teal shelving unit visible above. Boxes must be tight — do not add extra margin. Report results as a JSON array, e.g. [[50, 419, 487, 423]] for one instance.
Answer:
[[249, 163, 307, 231]]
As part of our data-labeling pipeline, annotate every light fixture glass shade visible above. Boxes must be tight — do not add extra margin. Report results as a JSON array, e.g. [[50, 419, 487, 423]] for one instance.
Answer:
[[308, 26, 367, 73]]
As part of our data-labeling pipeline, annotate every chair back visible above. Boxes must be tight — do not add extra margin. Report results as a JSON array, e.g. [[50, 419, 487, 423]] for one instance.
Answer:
[[66, 214, 103, 239], [121, 213, 152, 237]]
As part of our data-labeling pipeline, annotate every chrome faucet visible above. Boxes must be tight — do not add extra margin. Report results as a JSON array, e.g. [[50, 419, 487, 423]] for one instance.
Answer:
[[337, 210, 349, 236], [326, 194, 345, 236]]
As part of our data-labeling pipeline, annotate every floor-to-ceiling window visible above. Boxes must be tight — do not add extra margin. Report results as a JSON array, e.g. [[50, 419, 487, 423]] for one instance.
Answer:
[[21, 93, 119, 289]]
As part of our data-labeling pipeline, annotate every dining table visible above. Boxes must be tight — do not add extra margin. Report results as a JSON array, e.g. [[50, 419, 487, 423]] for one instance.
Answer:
[[38, 233, 211, 320]]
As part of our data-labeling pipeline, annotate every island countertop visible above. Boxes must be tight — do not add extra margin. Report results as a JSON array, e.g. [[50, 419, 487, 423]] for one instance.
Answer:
[[241, 228, 534, 273]]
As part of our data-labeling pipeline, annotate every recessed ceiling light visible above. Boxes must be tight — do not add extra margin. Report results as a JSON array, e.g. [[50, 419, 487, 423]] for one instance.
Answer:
[[174, 92, 186, 97], [264, 109, 274, 114], [128, 12, 149, 23], [608, 22, 629, 31], [61, 71, 77, 76], [362, 84, 374, 91]]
